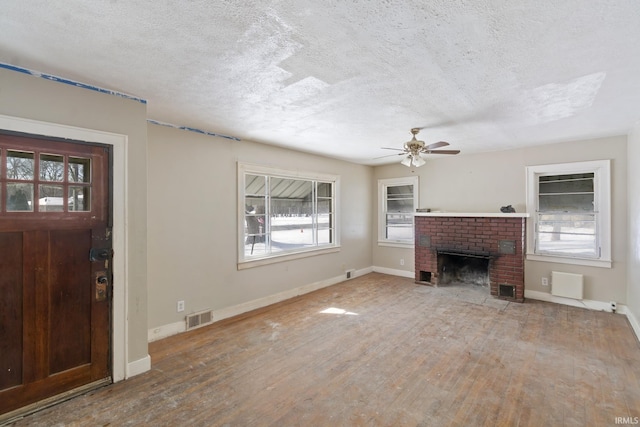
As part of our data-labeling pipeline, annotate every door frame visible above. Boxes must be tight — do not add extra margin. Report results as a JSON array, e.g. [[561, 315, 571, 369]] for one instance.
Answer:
[[0, 114, 130, 382]]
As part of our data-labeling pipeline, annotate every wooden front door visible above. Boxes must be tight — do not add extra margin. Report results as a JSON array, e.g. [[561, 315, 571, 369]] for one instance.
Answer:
[[0, 133, 112, 418]]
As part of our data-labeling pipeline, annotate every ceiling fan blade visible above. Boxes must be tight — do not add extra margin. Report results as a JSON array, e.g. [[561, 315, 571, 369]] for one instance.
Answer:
[[425, 149, 460, 155], [424, 141, 449, 150], [380, 147, 405, 151]]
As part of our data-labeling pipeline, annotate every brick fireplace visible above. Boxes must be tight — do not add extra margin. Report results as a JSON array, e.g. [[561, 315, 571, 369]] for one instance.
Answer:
[[414, 213, 528, 302]]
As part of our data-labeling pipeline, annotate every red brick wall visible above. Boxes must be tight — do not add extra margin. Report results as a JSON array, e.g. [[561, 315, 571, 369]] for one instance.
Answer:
[[415, 216, 526, 302]]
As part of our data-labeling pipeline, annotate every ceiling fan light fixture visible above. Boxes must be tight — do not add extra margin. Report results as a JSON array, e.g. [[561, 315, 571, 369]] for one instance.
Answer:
[[412, 155, 426, 167], [385, 127, 458, 167]]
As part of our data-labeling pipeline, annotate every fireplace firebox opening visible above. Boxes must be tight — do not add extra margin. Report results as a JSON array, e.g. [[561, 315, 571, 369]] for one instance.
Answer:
[[437, 252, 490, 287]]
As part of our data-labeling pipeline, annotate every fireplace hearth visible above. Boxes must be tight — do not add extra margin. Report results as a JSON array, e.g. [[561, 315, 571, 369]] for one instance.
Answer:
[[414, 213, 528, 302]]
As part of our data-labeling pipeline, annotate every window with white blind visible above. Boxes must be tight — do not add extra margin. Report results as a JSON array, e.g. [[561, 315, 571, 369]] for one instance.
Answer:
[[526, 160, 611, 268], [378, 177, 418, 246]]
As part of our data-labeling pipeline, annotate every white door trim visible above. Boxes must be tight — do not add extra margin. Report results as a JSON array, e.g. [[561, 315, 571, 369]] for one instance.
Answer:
[[0, 114, 129, 382]]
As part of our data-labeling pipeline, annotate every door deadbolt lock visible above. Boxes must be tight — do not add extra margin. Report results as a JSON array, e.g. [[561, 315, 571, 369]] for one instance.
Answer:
[[90, 248, 112, 261], [96, 271, 108, 302]]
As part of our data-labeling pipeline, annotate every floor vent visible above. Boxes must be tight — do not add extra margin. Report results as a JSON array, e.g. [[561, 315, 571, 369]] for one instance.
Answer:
[[499, 284, 515, 298], [185, 310, 214, 331]]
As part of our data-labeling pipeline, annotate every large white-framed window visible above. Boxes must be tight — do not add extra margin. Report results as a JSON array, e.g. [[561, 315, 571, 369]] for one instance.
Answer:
[[526, 160, 611, 268], [238, 162, 340, 268], [378, 176, 419, 247]]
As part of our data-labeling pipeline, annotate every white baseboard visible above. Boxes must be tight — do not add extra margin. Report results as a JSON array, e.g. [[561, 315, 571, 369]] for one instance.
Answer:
[[525, 289, 615, 311], [126, 354, 151, 379], [148, 321, 185, 342], [148, 267, 373, 343], [372, 266, 414, 278]]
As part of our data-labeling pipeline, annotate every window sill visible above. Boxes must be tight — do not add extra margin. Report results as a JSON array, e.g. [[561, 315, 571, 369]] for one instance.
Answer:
[[238, 246, 340, 270], [377, 241, 414, 249], [526, 253, 612, 269]]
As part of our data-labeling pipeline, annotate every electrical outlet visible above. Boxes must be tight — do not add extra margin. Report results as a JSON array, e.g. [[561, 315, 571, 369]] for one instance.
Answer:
[[541, 277, 549, 286], [177, 300, 185, 312], [400, 258, 405, 266]]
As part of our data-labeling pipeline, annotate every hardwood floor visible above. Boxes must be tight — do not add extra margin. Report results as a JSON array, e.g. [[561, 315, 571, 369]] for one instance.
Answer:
[[7, 273, 640, 426]]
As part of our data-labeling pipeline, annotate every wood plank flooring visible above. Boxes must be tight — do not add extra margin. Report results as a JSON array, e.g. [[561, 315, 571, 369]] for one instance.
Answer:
[[6, 273, 640, 426]]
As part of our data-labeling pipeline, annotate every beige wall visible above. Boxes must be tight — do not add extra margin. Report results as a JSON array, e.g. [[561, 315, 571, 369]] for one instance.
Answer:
[[146, 124, 373, 330], [628, 123, 640, 324], [373, 136, 628, 304], [0, 68, 149, 364]]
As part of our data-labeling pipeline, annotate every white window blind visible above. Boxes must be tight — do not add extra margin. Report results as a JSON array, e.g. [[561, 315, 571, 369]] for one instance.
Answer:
[[526, 160, 611, 268], [536, 172, 598, 257]]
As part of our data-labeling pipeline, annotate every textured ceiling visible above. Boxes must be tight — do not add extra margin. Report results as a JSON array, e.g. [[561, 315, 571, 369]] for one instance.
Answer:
[[1, 0, 640, 165]]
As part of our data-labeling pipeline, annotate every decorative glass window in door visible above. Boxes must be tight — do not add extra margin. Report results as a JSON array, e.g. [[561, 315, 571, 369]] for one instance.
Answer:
[[2, 149, 91, 213]]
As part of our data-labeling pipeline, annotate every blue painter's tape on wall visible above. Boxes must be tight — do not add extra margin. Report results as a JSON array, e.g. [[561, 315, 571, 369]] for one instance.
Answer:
[[0, 62, 241, 142], [147, 120, 241, 141], [0, 62, 147, 104]]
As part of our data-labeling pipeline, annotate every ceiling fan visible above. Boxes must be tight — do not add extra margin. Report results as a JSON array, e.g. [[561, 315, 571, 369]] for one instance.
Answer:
[[380, 128, 460, 167]]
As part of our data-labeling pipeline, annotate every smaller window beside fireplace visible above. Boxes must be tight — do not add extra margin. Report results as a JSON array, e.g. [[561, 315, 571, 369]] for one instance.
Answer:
[[378, 176, 418, 247]]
